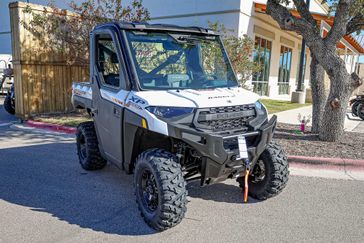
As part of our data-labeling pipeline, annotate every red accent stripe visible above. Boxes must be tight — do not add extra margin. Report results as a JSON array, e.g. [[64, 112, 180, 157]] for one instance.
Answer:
[[26, 120, 76, 134]]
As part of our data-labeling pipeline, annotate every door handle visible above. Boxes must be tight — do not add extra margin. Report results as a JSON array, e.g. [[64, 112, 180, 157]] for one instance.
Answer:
[[113, 107, 121, 118]]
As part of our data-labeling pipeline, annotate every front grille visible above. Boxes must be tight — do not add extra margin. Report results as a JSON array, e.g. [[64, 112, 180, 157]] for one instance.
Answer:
[[195, 104, 256, 134]]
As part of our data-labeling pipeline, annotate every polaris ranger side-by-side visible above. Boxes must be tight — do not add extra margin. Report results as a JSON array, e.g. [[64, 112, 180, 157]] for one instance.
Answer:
[[72, 22, 289, 231]]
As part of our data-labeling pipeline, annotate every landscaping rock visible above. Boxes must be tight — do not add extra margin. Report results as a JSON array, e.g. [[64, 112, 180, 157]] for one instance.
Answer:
[[274, 123, 364, 160]]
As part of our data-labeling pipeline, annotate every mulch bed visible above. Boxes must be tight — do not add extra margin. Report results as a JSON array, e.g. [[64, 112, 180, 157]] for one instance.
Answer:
[[273, 123, 364, 160]]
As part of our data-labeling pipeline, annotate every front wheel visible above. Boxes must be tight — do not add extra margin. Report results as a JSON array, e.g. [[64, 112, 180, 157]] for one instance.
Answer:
[[134, 149, 187, 231], [238, 141, 289, 200], [357, 103, 364, 121]]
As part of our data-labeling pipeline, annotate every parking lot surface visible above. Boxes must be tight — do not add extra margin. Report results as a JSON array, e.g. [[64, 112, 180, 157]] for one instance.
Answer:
[[0, 120, 363, 242]]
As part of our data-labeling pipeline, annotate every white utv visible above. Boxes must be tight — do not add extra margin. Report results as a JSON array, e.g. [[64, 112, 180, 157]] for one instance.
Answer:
[[72, 22, 289, 231]]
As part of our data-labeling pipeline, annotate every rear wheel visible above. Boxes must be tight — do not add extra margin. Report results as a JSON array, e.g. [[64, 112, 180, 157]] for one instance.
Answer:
[[352, 101, 360, 116], [358, 103, 364, 121], [76, 121, 106, 170], [3, 93, 15, 115], [134, 149, 187, 231], [238, 141, 289, 200]]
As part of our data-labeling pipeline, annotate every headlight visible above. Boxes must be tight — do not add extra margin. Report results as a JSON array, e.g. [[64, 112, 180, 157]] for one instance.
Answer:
[[250, 100, 268, 129], [255, 100, 263, 110], [146, 106, 194, 118], [255, 100, 267, 115]]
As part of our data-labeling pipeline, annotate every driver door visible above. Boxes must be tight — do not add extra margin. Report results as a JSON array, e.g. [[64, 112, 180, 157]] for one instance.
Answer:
[[91, 28, 129, 167]]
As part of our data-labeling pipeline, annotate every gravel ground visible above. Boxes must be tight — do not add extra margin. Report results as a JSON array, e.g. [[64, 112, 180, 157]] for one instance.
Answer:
[[274, 123, 364, 160]]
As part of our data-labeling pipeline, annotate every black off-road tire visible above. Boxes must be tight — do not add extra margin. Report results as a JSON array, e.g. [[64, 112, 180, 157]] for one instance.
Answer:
[[239, 141, 289, 200], [3, 94, 15, 115], [357, 103, 364, 120], [352, 101, 360, 116], [76, 121, 106, 170], [134, 149, 187, 231]]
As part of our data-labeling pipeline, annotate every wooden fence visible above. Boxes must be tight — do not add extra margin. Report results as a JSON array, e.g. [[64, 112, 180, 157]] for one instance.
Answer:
[[9, 1, 89, 119]]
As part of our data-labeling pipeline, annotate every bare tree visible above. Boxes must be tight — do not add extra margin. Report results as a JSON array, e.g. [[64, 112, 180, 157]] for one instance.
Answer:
[[266, 0, 363, 141], [209, 21, 261, 87]]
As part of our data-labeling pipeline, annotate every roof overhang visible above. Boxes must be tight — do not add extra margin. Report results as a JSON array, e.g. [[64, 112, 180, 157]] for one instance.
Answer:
[[255, 2, 364, 54]]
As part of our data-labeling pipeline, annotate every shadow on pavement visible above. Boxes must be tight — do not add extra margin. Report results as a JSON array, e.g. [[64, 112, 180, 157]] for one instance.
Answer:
[[187, 181, 259, 204], [0, 142, 156, 236], [0, 140, 252, 236], [0, 126, 74, 144]]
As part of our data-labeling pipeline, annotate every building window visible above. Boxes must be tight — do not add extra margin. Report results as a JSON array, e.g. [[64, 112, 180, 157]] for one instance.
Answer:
[[296, 51, 307, 85], [278, 45, 292, 95], [252, 36, 272, 96]]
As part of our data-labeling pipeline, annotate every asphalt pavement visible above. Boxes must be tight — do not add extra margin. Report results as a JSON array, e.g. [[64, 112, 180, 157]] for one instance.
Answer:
[[0, 98, 364, 242]]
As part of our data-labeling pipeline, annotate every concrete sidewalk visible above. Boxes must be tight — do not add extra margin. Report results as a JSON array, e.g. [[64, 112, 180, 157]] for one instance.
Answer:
[[269, 105, 364, 133]]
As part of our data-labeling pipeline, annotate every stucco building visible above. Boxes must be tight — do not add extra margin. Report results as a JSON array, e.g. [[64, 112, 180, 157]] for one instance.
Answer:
[[139, 0, 364, 99]]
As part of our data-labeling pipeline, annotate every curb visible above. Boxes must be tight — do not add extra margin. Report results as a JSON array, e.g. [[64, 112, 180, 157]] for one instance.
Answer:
[[288, 155, 364, 172], [26, 120, 76, 134]]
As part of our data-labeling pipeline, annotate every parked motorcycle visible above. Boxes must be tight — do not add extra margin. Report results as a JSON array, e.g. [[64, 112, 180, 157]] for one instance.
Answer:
[[4, 82, 15, 115], [349, 94, 364, 117], [357, 103, 364, 120], [1, 65, 15, 115]]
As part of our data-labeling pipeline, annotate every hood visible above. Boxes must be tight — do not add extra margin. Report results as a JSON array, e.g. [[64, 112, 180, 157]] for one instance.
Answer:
[[134, 87, 260, 108]]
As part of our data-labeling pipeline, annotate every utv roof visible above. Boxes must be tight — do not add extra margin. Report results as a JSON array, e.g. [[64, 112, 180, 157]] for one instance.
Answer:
[[94, 21, 218, 36]]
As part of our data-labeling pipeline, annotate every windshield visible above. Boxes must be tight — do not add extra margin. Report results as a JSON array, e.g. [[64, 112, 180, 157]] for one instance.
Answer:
[[125, 31, 238, 90]]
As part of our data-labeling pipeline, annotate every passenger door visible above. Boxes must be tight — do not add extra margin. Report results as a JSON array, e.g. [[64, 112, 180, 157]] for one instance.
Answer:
[[91, 28, 129, 167]]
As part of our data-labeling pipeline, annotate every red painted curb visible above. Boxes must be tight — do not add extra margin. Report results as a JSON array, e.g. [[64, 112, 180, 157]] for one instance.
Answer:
[[288, 155, 364, 172], [26, 120, 76, 134]]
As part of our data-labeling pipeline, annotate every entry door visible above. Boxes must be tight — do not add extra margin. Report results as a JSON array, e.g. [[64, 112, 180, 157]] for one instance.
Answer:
[[91, 29, 129, 167]]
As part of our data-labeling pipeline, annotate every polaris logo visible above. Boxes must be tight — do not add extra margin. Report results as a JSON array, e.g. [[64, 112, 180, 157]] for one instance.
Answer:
[[208, 95, 231, 99], [198, 110, 256, 121], [216, 112, 242, 119]]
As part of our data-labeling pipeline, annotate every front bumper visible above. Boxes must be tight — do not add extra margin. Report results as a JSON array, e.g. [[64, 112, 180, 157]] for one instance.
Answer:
[[168, 115, 277, 185]]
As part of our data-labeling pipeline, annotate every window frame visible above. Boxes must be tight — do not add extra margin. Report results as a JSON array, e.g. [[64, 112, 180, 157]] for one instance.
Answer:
[[277, 45, 293, 95], [124, 31, 238, 91], [94, 28, 129, 91], [252, 35, 273, 96], [252, 35, 273, 83], [278, 45, 293, 84]]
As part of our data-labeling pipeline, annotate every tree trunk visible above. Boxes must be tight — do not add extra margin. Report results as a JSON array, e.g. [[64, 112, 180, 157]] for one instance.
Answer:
[[319, 72, 354, 142], [309, 55, 326, 133]]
